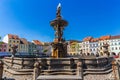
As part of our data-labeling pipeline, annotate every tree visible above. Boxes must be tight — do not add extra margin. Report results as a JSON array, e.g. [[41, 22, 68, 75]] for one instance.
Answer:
[[43, 49, 48, 53]]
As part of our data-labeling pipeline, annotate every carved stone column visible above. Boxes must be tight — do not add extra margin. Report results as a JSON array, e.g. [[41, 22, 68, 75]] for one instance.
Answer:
[[112, 60, 118, 80], [77, 61, 83, 79], [33, 62, 41, 80], [11, 57, 14, 67], [0, 60, 3, 80]]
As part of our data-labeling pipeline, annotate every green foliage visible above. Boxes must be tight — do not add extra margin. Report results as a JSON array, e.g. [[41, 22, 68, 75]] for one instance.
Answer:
[[43, 49, 48, 52], [0, 42, 4, 44]]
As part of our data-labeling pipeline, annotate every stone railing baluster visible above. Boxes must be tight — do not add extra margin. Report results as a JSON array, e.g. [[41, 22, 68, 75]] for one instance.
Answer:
[[33, 62, 41, 80], [77, 62, 83, 79]]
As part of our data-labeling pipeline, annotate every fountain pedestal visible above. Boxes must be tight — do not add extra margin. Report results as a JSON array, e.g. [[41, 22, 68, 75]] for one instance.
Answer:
[[51, 42, 67, 58]]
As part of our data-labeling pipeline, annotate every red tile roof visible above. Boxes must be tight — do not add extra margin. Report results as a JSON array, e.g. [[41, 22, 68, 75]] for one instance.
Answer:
[[91, 38, 99, 42], [20, 38, 28, 44], [111, 35, 120, 39], [99, 35, 111, 40], [33, 40, 43, 45], [8, 34, 19, 39], [83, 36, 93, 41]]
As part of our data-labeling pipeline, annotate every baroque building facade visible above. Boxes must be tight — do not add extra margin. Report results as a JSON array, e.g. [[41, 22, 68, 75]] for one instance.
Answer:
[[0, 42, 7, 52], [3, 34, 20, 52], [2, 34, 120, 56], [32, 40, 43, 55], [109, 35, 120, 54], [19, 38, 29, 54], [67, 40, 82, 55], [79, 35, 120, 55]]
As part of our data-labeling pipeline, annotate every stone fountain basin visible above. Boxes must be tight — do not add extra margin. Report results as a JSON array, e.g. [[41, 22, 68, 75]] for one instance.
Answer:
[[4, 57, 36, 69]]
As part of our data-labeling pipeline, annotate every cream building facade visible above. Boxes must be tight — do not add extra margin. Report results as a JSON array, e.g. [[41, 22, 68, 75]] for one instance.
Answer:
[[67, 40, 81, 55], [3, 34, 20, 52]]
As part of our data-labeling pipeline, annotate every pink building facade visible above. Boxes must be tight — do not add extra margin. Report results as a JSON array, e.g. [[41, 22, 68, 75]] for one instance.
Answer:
[[0, 42, 7, 52]]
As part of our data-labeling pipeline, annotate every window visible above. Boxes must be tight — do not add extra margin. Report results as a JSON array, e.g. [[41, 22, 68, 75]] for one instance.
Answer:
[[116, 47, 117, 50], [13, 41, 15, 43], [4, 45, 6, 47], [83, 45, 85, 47], [96, 44, 98, 46], [111, 43, 113, 46], [115, 43, 117, 45], [9, 49, 11, 52], [90, 49, 92, 51], [103, 42, 105, 45], [4, 49, 6, 52], [86, 44, 88, 47], [112, 47, 114, 50], [90, 44, 92, 47], [119, 42, 120, 45], [9, 40, 11, 43], [17, 41, 19, 43], [0, 49, 1, 51], [9, 44, 11, 47]]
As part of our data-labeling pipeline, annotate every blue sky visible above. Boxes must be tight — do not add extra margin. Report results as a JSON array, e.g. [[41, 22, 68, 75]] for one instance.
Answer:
[[0, 0, 120, 42]]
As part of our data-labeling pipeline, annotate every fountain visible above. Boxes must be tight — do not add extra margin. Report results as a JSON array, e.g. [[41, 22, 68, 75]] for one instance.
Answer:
[[50, 3, 68, 58]]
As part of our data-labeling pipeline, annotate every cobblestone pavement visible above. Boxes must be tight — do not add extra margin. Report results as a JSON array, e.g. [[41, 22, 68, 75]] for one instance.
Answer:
[[84, 72, 115, 80], [84, 75, 108, 80]]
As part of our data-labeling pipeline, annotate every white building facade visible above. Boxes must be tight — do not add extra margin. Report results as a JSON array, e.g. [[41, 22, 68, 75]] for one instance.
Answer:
[[109, 35, 120, 55]]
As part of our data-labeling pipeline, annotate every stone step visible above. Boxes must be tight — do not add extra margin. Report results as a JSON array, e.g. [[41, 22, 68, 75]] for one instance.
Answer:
[[41, 71, 76, 75], [84, 66, 112, 72], [4, 68, 33, 75], [42, 69, 76, 72], [13, 69, 33, 72], [84, 68, 112, 75], [41, 69, 76, 75], [37, 75, 82, 80]]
